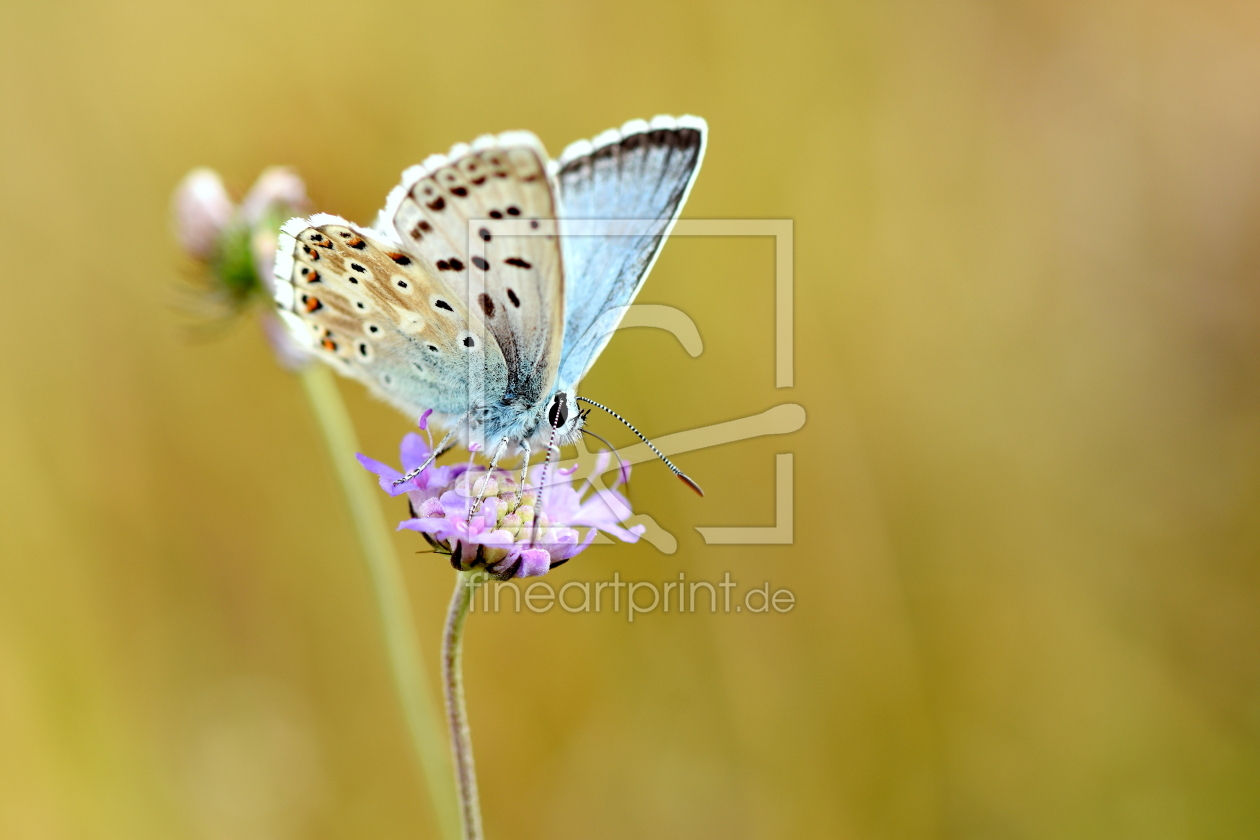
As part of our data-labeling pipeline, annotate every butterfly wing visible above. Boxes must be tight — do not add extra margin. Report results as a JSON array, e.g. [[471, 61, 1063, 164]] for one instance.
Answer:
[[378, 132, 565, 409], [272, 213, 508, 419], [551, 115, 707, 391]]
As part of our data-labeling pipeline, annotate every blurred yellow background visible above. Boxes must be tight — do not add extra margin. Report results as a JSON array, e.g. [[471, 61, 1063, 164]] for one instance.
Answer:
[[4, 0, 1260, 837]]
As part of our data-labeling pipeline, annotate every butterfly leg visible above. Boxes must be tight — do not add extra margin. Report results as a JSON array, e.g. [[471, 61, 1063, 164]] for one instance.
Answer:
[[393, 426, 458, 487], [469, 436, 510, 519], [516, 440, 532, 502]]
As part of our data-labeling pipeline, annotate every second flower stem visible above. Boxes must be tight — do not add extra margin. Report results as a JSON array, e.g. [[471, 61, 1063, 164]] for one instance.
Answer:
[[299, 364, 460, 840], [444, 570, 485, 840]]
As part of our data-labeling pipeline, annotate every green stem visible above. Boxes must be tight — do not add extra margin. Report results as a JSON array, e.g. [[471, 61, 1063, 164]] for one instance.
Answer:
[[299, 364, 459, 840], [444, 571, 484, 840]]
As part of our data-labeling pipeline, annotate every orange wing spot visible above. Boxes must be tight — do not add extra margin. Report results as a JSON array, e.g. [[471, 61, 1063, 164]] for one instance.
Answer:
[[321, 338, 338, 352], [304, 296, 322, 313]]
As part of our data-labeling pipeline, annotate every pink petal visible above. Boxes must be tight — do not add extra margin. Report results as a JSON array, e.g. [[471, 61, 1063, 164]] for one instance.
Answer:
[[172, 168, 233, 261], [517, 549, 551, 578], [239, 166, 309, 225]]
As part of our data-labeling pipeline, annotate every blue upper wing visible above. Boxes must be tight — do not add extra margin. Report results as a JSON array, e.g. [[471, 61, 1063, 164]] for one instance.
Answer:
[[552, 115, 706, 391]]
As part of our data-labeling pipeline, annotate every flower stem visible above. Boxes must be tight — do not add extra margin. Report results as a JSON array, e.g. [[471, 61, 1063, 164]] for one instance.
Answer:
[[298, 364, 460, 840], [444, 571, 485, 840]]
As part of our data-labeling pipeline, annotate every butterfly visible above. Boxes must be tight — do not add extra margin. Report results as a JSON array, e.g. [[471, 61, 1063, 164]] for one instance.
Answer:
[[271, 115, 706, 494]]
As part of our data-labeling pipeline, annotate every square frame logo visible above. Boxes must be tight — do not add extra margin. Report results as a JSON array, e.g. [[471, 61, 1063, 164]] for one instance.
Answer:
[[462, 217, 804, 549]]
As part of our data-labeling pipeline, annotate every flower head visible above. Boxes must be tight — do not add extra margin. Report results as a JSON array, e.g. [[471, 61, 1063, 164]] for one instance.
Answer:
[[171, 166, 313, 369], [358, 433, 644, 579]]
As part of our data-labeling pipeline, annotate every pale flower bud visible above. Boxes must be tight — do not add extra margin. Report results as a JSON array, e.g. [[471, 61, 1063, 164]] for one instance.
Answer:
[[481, 542, 510, 565], [239, 166, 309, 225], [172, 168, 233, 261], [500, 512, 523, 537]]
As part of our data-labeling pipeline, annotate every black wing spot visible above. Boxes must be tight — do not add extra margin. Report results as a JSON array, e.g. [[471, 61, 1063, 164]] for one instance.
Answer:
[[369, 325, 380, 333], [350, 263, 366, 272], [506, 206, 520, 216], [451, 186, 468, 197], [428, 344, 438, 352], [348, 276, 359, 284], [478, 228, 491, 242], [427, 197, 446, 211], [490, 210, 503, 219], [463, 336, 475, 348], [472, 256, 490, 271], [505, 257, 531, 269], [358, 343, 369, 356], [356, 301, 365, 309], [530, 220, 539, 229], [339, 231, 352, 238], [479, 293, 495, 317], [397, 280, 408, 289], [507, 289, 520, 307], [435, 299, 454, 311], [448, 258, 465, 271], [420, 220, 432, 232], [390, 253, 412, 265], [437, 260, 451, 271]]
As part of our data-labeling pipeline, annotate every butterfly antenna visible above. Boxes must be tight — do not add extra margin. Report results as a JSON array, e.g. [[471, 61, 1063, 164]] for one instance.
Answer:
[[579, 428, 631, 491], [575, 397, 704, 496]]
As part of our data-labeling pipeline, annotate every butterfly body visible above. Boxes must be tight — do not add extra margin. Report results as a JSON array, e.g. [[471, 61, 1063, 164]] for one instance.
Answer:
[[273, 115, 706, 462]]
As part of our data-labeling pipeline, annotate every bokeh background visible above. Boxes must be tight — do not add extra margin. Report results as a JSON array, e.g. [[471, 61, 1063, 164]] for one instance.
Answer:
[[4, 0, 1260, 837]]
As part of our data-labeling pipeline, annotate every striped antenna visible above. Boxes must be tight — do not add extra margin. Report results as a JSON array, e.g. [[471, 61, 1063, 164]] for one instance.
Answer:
[[575, 397, 704, 496]]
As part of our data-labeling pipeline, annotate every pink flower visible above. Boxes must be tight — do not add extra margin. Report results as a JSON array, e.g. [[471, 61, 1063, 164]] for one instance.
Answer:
[[172, 168, 234, 261], [171, 166, 313, 368], [358, 435, 644, 579]]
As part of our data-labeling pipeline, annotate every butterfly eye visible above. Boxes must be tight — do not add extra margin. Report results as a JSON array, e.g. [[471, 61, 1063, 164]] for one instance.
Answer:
[[547, 393, 570, 429]]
